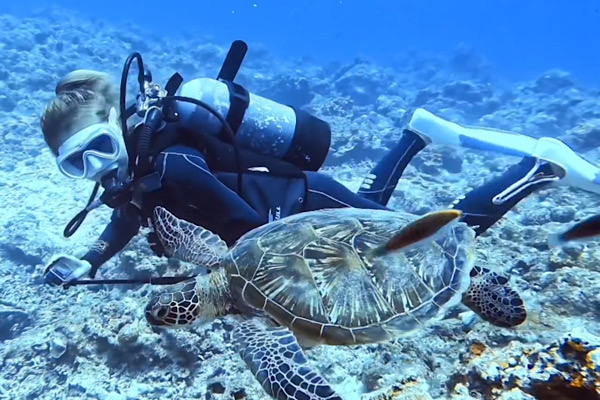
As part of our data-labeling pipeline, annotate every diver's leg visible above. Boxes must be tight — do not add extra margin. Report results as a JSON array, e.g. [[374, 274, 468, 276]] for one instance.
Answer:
[[409, 108, 539, 157], [357, 129, 427, 206], [357, 107, 544, 207], [304, 172, 389, 211], [411, 108, 600, 196], [450, 157, 563, 236]]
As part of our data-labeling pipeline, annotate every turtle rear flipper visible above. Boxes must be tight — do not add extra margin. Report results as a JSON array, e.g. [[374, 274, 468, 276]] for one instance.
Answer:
[[234, 319, 342, 400], [153, 207, 228, 266], [462, 266, 527, 328]]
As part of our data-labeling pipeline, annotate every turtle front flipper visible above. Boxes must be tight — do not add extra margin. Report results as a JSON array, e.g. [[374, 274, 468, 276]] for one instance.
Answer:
[[462, 266, 527, 328], [234, 319, 342, 400], [153, 207, 228, 266]]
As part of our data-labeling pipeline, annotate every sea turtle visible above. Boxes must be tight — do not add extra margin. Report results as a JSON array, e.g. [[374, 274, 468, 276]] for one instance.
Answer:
[[145, 206, 526, 400]]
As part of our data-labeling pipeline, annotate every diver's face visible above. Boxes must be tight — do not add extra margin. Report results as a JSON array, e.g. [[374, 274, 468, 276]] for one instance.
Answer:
[[55, 107, 128, 182]]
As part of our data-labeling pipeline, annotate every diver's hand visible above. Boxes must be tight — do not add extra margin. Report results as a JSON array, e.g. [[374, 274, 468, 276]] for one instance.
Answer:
[[43, 255, 92, 287]]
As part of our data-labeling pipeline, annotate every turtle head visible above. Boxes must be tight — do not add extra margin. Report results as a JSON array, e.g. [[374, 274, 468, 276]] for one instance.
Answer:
[[145, 271, 231, 328], [145, 278, 202, 328]]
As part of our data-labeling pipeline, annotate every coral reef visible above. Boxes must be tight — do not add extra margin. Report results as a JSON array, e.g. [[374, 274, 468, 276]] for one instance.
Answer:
[[0, 6, 599, 400], [449, 327, 600, 400]]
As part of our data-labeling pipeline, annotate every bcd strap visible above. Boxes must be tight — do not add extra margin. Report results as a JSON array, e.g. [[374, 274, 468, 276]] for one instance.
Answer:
[[196, 132, 306, 180], [216, 40, 249, 140], [165, 73, 184, 96], [217, 40, 248, 82], [162, 73, 185, 123], [218, 80, 250, 142]]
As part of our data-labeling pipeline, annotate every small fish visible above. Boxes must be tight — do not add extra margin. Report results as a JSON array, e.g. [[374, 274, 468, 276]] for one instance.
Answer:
[[548, 214, 600, 247], [370, 209, 463, 257]]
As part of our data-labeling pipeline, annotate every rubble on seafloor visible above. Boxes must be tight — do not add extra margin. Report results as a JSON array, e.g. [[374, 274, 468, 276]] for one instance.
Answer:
[[446, 327, 600, 400]]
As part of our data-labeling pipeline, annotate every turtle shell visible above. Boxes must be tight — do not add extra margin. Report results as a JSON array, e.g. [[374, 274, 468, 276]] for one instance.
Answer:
[[224, 207, 475, 345]]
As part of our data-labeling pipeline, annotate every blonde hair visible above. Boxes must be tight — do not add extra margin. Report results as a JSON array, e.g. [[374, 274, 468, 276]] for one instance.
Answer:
[[40, 70, 120, 155]]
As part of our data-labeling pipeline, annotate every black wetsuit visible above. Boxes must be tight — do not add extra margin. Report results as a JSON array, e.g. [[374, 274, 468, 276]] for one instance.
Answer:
[[83, 130, 558, 277]]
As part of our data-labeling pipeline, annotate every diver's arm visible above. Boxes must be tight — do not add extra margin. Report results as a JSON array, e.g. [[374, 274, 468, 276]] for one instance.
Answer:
[[156, 147, 264, 245], [82, 203, 141, 277]]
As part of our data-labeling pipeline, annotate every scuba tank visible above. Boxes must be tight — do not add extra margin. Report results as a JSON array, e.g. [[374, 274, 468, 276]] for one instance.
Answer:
[[172, 77, 330, 171], [63, 40, 331, 237]]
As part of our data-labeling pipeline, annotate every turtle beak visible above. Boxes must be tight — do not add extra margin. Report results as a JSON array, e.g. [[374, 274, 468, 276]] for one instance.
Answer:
[[145, 302, 169, 327]]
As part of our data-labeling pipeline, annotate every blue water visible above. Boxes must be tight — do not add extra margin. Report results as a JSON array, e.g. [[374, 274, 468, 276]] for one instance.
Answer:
[[3, 0, 600, 85]]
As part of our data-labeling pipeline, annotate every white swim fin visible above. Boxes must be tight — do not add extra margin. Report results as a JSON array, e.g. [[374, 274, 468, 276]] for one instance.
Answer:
[[408, 108, 539, 157], [409, 109, 600, 196], [531, 137, 600, 195]]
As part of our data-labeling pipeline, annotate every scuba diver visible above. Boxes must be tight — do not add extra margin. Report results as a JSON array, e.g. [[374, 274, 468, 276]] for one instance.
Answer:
[[40, 45, 600, 287]]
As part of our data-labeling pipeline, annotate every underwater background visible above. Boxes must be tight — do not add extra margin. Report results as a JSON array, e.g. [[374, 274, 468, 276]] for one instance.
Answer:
[[0, 1, 600, 399]]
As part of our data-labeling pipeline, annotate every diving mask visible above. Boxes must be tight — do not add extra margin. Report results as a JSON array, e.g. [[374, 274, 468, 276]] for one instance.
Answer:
[[56, 108, 128, 181]]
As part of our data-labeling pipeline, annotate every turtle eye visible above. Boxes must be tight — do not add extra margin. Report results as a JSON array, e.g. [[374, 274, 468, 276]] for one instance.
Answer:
[[154, 305, 169, 319]]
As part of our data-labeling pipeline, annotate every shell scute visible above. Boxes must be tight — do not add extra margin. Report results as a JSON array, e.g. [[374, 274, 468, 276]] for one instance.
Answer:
[[256, 220, 318, 255], [249, 252, 329, 324]]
